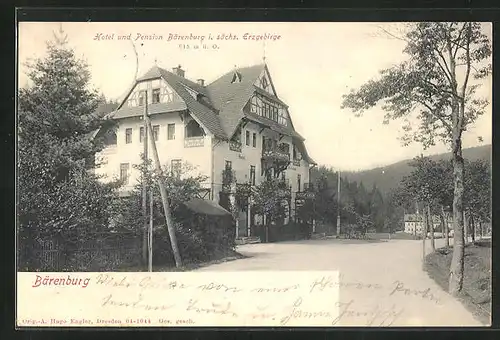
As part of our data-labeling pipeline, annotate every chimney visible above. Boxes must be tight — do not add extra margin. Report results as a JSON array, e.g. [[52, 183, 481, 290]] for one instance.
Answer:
[[197, 79, 205, 86], [172, 65, 185, 78]]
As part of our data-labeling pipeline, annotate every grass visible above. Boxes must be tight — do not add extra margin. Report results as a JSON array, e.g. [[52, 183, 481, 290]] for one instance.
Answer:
[[424, 239, 491, 325]]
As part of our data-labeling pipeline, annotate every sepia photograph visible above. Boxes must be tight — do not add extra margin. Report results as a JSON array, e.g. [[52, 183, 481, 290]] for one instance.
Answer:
[[16, 20, 491, 327]]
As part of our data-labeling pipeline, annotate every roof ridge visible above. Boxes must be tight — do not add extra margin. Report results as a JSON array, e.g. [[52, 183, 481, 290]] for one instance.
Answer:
[[206, 63, 265, 87]]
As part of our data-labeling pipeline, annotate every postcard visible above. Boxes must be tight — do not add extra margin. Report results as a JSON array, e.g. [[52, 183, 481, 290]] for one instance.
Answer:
[[17, 20, 492, 328]]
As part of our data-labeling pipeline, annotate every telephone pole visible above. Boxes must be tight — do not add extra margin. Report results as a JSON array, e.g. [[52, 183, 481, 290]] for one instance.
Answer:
[[149, 189, 153, 272], [144, 109, 183, 268], [336, 170, 341, 237], [142, 92, 149, 266]]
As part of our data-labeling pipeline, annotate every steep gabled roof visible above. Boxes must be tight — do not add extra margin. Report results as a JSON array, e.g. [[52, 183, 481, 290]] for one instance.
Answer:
[[98, 63, 314, 163], [206, 64, 265, 138], [114, 65, 226, 139]]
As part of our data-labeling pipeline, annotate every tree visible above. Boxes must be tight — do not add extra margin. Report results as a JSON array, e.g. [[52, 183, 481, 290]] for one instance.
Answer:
[[18, 27, 117, 241], [310, 169, 337, 225], [112, 159, 212, 264], [115, 159, 209, 232], [385, 189, 406, 233], [369, 184, 385, 232], [464, 159, 491, 240], [341, 22, 491, 295], [400, 156, 440, 254], [252, 178, 289, 225]]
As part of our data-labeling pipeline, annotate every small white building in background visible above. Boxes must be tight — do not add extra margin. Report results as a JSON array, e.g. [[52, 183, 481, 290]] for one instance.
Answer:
[[403, 214, 453, 235], [93, 63, 316, 238]]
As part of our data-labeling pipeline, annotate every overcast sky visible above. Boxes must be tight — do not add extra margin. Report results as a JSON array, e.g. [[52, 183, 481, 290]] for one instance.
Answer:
[[18, 22, 492, 171]]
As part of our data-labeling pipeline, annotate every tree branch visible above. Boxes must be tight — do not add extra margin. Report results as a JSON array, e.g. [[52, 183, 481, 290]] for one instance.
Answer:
[[461, 23, 472, 100], [420, 77, 460, 99], [375, 24, 410, 43], [452, 23, 468, 59], [459, 23, 472, 132], [421, 101, 453, 132]]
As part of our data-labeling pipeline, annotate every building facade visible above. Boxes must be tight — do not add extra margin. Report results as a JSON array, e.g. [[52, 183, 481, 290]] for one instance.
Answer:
[[403, 214, 453, 235], [94, 63, 316, 238]]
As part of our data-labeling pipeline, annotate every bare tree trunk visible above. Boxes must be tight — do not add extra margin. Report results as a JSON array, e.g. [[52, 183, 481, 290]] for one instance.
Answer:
[[145, 115, 182, 268], [441, 205, 449, 248], [449, 138, 465, 296], [427, 204, 435, 252], [479, 221, 483, 240]]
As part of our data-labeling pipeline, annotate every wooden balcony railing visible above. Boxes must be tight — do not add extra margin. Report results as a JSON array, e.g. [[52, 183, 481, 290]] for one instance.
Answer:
[[229, 140, 242, 152], [296, 183, 315, 200], [262, 140, 290, 162]]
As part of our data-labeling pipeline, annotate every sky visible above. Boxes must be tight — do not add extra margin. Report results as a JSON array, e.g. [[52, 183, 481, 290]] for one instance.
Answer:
[[18, 22, 492, 171]]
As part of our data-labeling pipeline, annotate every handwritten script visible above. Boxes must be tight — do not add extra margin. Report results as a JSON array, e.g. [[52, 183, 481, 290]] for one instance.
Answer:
[[17, 272, 443, 327]]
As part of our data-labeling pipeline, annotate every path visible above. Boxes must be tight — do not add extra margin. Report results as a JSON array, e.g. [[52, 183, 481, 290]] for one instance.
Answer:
[[196, 237, 484, 327]]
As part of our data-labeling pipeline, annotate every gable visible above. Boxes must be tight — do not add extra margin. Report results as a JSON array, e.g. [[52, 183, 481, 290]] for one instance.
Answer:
[[247, 92, 289, 127], [125, 78, 184, 108], [254, 68, 277, 96]]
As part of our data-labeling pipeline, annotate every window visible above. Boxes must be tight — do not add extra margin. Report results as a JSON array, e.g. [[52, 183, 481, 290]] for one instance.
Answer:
[[167, 123, 175, 140], [139, 127, 145, 143], [261, 76, 268, 91], [249, 165, 256, 186], [249, 94, 288, 126], [153, 125, 160, 141], [225, 160, 232, 170], [281, 171, 286, 181], [252, 133, 257, 147], [297, 174, 302, 192], [171, 159, 182, 178], [125, 128, 132, 144], [138, 90, 147, 106], [152, 88, 161, 103], [245, 131, 250, 146], [120, 163, 130, 184]]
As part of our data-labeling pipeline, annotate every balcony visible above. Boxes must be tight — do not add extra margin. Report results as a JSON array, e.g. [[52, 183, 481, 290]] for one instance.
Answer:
[[276, 178, 292, 198], [262, 140, 290, 163], [296, 183, 315, 200], [292, 159, 301, 166], [184, 136, 204, 148], [229, 140, 242, 152]]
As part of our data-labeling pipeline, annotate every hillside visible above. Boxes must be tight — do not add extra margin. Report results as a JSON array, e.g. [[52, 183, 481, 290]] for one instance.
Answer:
[[343, 144, 491, 196]]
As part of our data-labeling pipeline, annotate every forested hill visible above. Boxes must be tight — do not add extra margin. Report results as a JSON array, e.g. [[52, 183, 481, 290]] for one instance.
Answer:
[[343, 144, 491, 196]]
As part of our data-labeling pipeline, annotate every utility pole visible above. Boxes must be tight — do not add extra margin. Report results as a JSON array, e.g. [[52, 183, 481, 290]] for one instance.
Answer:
[[336, 170, 341, 237], [142, 92, 149, 266], [144, 108, 183, 268], [148, 189, 153, 272]]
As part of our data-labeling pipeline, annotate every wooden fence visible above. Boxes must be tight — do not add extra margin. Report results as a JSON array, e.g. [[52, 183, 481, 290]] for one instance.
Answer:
[[18, 230, 142, 272]]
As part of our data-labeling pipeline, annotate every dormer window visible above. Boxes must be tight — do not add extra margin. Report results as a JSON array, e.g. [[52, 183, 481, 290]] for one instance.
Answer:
[[231, 71, 242, 83], [138, 90, 147, 106], [152, 88, 161, 103]]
